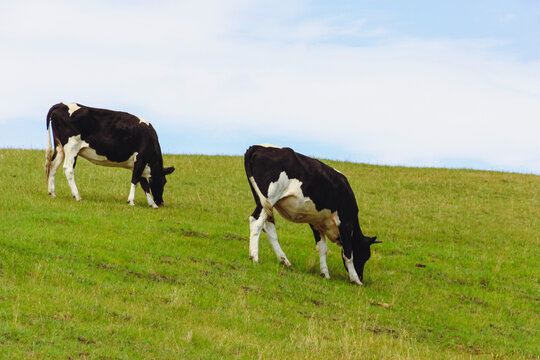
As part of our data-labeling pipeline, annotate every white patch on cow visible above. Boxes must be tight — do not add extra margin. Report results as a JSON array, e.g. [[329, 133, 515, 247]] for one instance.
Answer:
[[144, 165, 152, 179], [47, 144, 65, 197], [257, 143, 282, 149], [128, 181, 157, 207], [63, 135, 86, 200], [137, 116, 150, 126], [248, 172, 342, 272], [63, 102, 81, 116], [128, 183, 136, 205], [80, 148, 135, 169], [316, 236, 330, 279], [266, 171, 299, 205], [46, 145, 65, 197], [263, 221, 292, 268], [249, 214, 266, 263], [265, 171, 341, 243], [146, 192, 158, 208], [77, 149, 152, 178], [333, 213, 341, 227], [342, 252, 362, 285]]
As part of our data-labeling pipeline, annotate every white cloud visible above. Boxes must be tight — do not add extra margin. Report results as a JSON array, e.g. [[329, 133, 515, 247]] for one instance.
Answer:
[[0, 1, 539, 173]]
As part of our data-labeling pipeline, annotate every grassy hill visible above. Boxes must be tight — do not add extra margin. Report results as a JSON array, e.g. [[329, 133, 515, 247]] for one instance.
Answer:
[[0, 149, 538, 359]]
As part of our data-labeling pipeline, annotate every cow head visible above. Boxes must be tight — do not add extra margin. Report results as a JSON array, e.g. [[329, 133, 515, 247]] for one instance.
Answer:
[[150, 166, 175, 206], [339, 219, 381, 284], [350, 235, 381, 283]]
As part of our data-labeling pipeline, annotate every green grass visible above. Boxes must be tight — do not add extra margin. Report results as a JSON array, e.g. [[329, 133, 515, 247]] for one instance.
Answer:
[[0, 149, 538, 359]]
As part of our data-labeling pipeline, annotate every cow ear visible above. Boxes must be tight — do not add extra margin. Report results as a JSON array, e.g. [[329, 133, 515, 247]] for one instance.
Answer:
[[163, 166, 175, 175], [370, 236, 382, 245]]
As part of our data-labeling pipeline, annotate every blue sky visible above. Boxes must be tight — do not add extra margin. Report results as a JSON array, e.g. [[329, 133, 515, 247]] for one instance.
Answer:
[[1, 0, 539, 173]]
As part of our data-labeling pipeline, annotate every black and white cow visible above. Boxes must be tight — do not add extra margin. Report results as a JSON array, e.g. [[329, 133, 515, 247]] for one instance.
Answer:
[[45, 102, 175, 207], [244, 144, 380, 285]]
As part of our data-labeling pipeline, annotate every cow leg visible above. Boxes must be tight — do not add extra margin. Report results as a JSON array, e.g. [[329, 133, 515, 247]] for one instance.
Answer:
[[140, 178, 158, 208], [310, 225, 330, 279], [340, 223, 362, 285], [249, 206, 267, 263], [62, 140, 83, 201], [342, 250, 362, 285], [127, 183, 137, 206], [264, 217, 292, 268], [128, 159, 153, 207], [47, 145, 65, 197]]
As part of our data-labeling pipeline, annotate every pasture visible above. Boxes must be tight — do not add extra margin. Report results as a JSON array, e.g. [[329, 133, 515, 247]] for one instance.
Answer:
[[0, 149, 538, 359]]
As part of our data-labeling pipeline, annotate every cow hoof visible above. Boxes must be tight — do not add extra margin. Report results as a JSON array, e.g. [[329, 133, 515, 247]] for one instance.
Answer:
[[249, 256, 259, 263], [280, 259, 293, 269], [151, 204, 159, 209], [127, 201, 135, 206], [320, 273, 330, 279], [48, 192, 56, 198], [350, 280, 363, 286]]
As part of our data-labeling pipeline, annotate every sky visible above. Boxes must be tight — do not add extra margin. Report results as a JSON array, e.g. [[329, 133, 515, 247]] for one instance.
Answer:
[[1, 0, 539, 174]]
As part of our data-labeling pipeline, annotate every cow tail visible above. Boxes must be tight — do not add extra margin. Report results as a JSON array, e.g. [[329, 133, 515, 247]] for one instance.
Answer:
[[45, 104, 60, 180]]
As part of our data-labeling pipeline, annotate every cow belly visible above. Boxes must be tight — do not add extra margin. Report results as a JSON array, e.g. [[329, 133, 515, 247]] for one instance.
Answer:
[[77, 148, 151, 176], [274, 196, 341, 242]]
